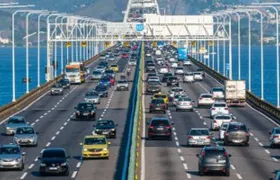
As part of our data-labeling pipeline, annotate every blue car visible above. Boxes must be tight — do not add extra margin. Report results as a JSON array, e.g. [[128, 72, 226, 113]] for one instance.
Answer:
[[99, 77, 111, 88]]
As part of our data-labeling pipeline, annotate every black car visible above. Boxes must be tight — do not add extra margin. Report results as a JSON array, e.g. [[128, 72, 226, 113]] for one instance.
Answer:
[[224, 122, 250, 146], [167, 76, 179, 86], [145, 63, 156, 72], [99, 61, 108, 68], [58, 79, 70, 89], [147, 117, 173, 140], [93, 120, 118, 138], [196, 146, 231, 176], [75, 102, 96, 120], [39, 148, 70, 176], [95, 84, 109, 97], [146, 81, 161, 94], [162, 72, 173, 82], [197, 68, 205, 77], [149, 98, 167, 113]]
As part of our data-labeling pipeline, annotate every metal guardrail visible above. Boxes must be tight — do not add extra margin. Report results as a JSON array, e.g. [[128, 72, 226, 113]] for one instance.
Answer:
[[0, 46, 115, 123], [189, 56, 280, 123]]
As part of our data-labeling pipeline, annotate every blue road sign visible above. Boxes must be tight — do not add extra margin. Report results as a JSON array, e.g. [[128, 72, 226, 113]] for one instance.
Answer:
[[136, 24, 144, 32]]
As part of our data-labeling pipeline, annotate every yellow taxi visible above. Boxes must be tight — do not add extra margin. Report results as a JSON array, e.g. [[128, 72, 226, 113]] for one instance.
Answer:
[[110, 64, 119, 72], [152, 92, 168, 105], [81, 135, 110, 159]]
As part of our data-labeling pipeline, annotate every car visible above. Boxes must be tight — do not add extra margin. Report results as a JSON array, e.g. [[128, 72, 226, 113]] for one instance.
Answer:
[[210, 87, 225, 99], [211, 114, 234, 130], [93, 120, 118, 138], [183, 60, 191, 66], [58, 79, 70, 89], [146, 63, 156, 72], [121, 53, 129, 59], [99, 76, 112, 88], [171, 62, 178, 68], [110, 64, 119, 72], [187, 128, 211, 147], [149, 98, 167, 113], [39, 148, 70, 176], [146, 73, 157, 81], [84, 91, 101, 104], [95, 84, 109, 97], [3, 116, 28, 135], [197, 93, 215, 107], [98, 61, 108, 68], [166, 76, 179, 86], [0, 144, 25, 170], [210, 102, 229, 117], [146, 80, 161, 94], [116, 80, 129, 91], [269, 127, 280, 148], [196, 146, 231, 176], [172, 94, 187, 106], [147, 117, 173, 140], [152, 93, 168, 105], [193, 72, 203, 81], [145, 60, 153, 66], [175, 67, 184, 75], [219, 122, 230, 140], [95, 66, 106, 73], [81, 135, 110, 159], [50, 84, 64, 95], [176, 97, 194, 111], [128, 58, 137, 66], [158, 66, 169, 74], [108, 55, 115, 61], [91, 70, 103, 80], [104, 69, 115, 78], [197, 68, 205, 77], [99, 54, 106, 60], [272, 171, 280, 180], [156, 59, 164, 65], [13, 126, 38, 146], [75, 102, 96, 121], [183, 72, 194, 83], [161, 72, 173, 82], [168, 87, 185, 100], [224, 122, 250, 146], [169, 57, 176, 62]]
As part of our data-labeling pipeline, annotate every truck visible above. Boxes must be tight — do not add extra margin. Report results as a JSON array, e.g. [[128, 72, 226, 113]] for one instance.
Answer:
[[177, 48, 187, 61], [224, 80, 246, 107], [65, 62, 86, 84]]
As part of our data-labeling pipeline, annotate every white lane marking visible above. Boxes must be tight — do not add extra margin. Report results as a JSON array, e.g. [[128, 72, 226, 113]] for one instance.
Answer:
[[40, 149, 44, 153], [76, 162, 82, 168], [71, 171, 78, 179], [200, 116, 203, 119], [99, 118, 102, 121], [231, 164, 236, 170], [177, 149, 181, 153], [35, 119, 39, 122], [183, 163, 188, 170], [259, 142, 263, 146], [20, 172, 28, 179], [236, 173, 243, 179], [46, 142, 51, 147], [169, 116, 172, 119], [272, 157, 279, 162], [51, 136, 56, 141], [64, 122, 68, 126], [264, 149, 271, 154], [203, 122, 207, 125], [180, 156, 185, 161], [187, 173, 191, 179], [173, 132, 177, 136], [44, 113, 47, 116], [70, 114, 74, 117], [54, 105, 57, 108], [28, 163, 34, 169], [60, 126, 64, 130], [31, 122, 35, 126], [250, 133, 254, 136], [174, 136, 178, 141], [67, 119, 70, 122], [52, 108, 55, 110], [172, 127, 176, 131], [56, 131, 60, 135], [40, 116, 43, 118], [101, 114, 104, 117], [48, 110, 51, 113], [34, 157, 38, 162], [254, 137, 259, 142], [176, 141, 179, 146]]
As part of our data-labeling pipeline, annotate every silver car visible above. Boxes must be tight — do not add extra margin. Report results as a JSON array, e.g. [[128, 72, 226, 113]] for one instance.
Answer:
[[50, 84, 63, 95], [91, 70, 103, 80], [84, 91, 101, 104], [211, 114, 234, 130], [0, 144, 25, 170], [187, 128, 211, 147], [219, 122, 230, 140], [13, 126, 38, 146], [116, 80, 129, 91], [269, 127, 280, 148], [193, 72, 203, 81], [176, 97, 194, 111], [3, 116, 28, 135], [95, 66, 106, 73], [168, 87, 185, 101]]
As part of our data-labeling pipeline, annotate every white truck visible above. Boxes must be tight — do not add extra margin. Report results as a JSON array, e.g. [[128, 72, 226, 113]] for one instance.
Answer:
[[224, 80, 246, 107]]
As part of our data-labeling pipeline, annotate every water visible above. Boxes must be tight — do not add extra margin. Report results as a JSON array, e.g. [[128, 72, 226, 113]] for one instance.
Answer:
[[0, 46, 95, 107]]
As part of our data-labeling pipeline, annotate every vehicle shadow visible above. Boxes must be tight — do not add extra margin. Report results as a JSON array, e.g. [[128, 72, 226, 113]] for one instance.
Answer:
[[187, 170, 230, 177]]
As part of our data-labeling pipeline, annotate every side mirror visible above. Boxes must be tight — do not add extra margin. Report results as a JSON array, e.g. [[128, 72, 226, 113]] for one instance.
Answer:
[[146, 122, 150, 125], [171, 122, 174, 125], [79, 143, 83, 146], [22, 152, 26, 156], [228, 154, 232, 157], [108, 142, 111, 145], [92, 125, 96, 127], [196, 154, 199, 157], [269, 132, 272, 135]]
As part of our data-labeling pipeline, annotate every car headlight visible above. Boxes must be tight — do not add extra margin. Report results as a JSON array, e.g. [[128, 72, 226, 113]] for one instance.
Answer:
[[6, 127, 11, 130], [40, 163, 46, 167], [61, 163, 67, 166], [83, 148, 88, 151], [103, 148, 108, 151], [111, 129, 115, 131]]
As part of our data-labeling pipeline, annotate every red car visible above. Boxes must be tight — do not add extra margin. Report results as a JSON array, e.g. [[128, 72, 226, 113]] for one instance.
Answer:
[[121, 53, 129, 59]]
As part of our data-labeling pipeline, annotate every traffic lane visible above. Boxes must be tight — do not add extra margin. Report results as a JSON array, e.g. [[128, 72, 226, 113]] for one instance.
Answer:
[[144, 76, 188, 180], [179, 77, 278, 180]]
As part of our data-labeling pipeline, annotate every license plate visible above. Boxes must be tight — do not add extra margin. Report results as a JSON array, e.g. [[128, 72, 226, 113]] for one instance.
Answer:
[[49, 167, 57, 170], [4, 162, 12, 165], [157, 127, 164, 130], [233, 140, 242, 143], [102, 132, 108, 135], [218, 160, 226, 163], [21, 139, 29, 142], [155, 108, 161, 110], [83, 113, 89, 115]]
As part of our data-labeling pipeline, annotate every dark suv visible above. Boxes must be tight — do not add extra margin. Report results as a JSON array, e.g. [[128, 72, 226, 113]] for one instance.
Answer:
[[39, 148, 70, 176], [224, 122, 250, 146], [149, 98, 167, 113], [75, 102, 96, 121], [162, 72, 173, 82], [196, 146, 231, 176], [147, 117, 173, 140], [145, 63, 156, 72], [167, 76, 179, 86]]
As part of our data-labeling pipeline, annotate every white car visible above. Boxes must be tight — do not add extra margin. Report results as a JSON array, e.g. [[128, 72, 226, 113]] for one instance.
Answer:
[[269, 127, 280, 148], [176, 97, 194, 111], [193, 72, 203, 81], [183, 72, 194, 83], [187, 128, 211, 146], [211, 114, 233, 130], [175, 67, 184, 75], [171, 62, 178, 68], [159, 67, 169, 74], [210, 102, 229, 117], [169, 58, 176, 62], [210, 87, 225, 99], [145, 53, 151, 57], [172, 94, 187, 106], [168, 87, 185, 100], [157, 60, 164, 65], [183, 61, 191, 66], [219, 122, 230, 140], [95, 66, 106, 73], [108, 56, 115, 61], [197, 93, 214, 107]]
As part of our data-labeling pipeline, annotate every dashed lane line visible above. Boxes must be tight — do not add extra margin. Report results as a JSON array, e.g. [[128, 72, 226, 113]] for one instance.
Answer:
[[236, 173, 243, 179], [71, 171, 78, 179], [20, 172, 28, 180]]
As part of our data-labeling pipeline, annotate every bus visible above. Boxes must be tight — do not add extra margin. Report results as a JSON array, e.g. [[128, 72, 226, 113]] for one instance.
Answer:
[[65, 62, 86, 84]]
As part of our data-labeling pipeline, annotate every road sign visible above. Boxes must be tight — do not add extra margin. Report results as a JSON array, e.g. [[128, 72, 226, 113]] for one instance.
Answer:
[[226, 63, 230, 70], [136, 23, 144, 32], [208, 41, 214, 46], [124, 42, 130, 47], [152, 41, 157, 47], [191, 41, 196, 46], [81, 42, 87, 47], [66, 42, 71, 47], [105, 42, 111, 47]]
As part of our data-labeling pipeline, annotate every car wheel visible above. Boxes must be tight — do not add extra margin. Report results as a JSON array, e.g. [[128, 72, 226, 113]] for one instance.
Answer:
[[245, 142, 249, 147], [176, 108, 178, 112], [190, 109, 194, 112], [199, 170, 204, 176], [149, 109, 152, 113], [20, 163, 24, 171], [225, 170, 230, 177], [270, 144, 275, 148], [39, 172, 45, 176], [64, 170, 70, 176], [163, 110, 166, 114], [224, 141, 228, 146]]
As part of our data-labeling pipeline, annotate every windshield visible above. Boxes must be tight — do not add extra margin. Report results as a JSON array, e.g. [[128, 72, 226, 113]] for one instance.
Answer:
[[0, 147, 20, 155], [111, 65, 117, 67], [179, 98, 191, 101], [85, 92, 99, 97], [96, 66, 105, 69], [66, 68, 79, 73], [8, 118, 25, 124], [93, 71, 101, 75], [213, 88, 224, 92], [213, 104, 227, 107], [201, 95, 212, 98], [194, 72, 201, 75], [42, 150, 66, 158], [172, 88, 183, 92], [59, 79, 69, 84], [148, 81, 160, 85], [151, 99, 164, 104], [118, 80, 128, 83], [105, 70, 114, 73], [77, 103, 94, 110], [215, 116, 231, 120], [204, 150, 225, 157], [169, 77, 177, 80], [151, 120, 169, 126], [96, 120, 115, 128], [84, 137, 106, 145], [190, 129, 209, 136], [154, 95, 167, 99], [16, 127, 35, 134], [228, 124, 247, 131], [275, 128, 280, 134], [95, 86, 107, 91]]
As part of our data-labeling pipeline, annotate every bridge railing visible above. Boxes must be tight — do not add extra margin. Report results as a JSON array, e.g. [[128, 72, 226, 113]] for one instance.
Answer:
[[0, 45, 115, 123]]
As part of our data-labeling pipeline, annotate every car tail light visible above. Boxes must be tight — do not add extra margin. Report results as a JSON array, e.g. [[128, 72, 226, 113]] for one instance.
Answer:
[[225, 133, 230, 136], [188, 136, 193, 139], [213, 120, 217, 123], [201, 151, 206, 157], [206, 136, 211, 139], [273, 135, 279, 138], [150, 104, 154, 108], [224, 108, 229, 110], [245, 133, 250, 136], [199, 98, 202, 100], [149, 126, 154, 129], [212, 108, 216, 110], [211, 98, 215, 100], [224, 152, 229, 157], [161, 104, 166, 108], [166, 125, 171, 129]]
